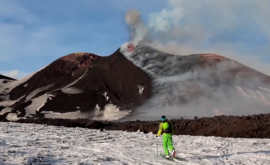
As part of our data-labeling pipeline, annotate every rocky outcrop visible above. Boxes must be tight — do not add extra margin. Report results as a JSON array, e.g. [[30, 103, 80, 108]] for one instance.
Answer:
[[11, 113, 270, 138]]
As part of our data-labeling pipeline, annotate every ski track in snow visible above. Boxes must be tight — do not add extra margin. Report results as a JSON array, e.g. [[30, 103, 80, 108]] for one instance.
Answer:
[[1, 122, 270, 165]]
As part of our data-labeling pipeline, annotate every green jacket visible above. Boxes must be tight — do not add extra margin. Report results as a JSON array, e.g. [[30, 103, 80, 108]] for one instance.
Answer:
[[157, 119, 174, 136]]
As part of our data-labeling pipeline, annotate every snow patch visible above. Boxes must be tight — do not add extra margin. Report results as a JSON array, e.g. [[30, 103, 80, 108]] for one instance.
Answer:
[[95, 104, 100, 111], [0, 100, 16, 107], [0, 107, 12, 115], [103, 92, 109, 101], [25, 94, 50, 117], [43, 111, 88, 119], [0, 94, 25, 107], [6, 113, 20, 121], [26, 84, 54, 100], [94, 104, 130, 121], [23, 83, 28, 87], [65, 70, 88, 88], [0, 80, 4, 91], [137, 85, 144, 95], [36, 102, 46, 112], [61, 87, 83, 94], [48, 94, 55, 100]]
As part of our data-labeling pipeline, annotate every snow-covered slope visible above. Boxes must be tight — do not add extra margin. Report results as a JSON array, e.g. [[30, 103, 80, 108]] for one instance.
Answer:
[[0, 122, 270, 165]]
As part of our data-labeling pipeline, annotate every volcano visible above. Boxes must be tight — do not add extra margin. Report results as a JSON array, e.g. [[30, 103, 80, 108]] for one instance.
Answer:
[[0, 45, 270, 122]]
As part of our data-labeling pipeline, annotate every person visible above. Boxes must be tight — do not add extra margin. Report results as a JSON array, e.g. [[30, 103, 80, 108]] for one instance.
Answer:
[[156, 116, 176, 158]]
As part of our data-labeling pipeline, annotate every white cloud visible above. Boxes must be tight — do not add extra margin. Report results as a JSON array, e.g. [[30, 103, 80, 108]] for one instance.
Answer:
[[148, 8, 183, 32], [145, 0, 270, 76]]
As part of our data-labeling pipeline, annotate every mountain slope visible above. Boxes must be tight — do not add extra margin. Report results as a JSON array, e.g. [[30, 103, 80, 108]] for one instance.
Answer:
[[0, 50, 152, 121], [120, 44, 270, 119], [1, 45, 270, 121]]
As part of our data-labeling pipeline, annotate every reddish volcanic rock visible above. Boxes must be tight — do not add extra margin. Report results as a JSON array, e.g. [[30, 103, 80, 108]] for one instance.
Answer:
[[9, 53, 99, 100], [73, 48, 152, 109], [50, 52, 99, 78], [1, 49, 152, 121], [40, 49, 152, 113]]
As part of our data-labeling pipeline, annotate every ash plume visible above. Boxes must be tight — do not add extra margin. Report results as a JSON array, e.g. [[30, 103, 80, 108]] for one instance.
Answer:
[[121, 9, 270, 120], [125, 9, 149, 47]]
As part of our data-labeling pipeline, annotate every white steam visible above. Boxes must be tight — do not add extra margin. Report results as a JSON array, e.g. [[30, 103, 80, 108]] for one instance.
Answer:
[[121, 45, 270, 119], [123, 1, 270, 76], [148, 7, 183, 32], [121, 5, 270, 119], [125, 9, 148, 47]]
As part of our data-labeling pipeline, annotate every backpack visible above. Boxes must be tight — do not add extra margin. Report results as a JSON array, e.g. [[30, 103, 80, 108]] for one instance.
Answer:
[[162, 121, 172, 133]]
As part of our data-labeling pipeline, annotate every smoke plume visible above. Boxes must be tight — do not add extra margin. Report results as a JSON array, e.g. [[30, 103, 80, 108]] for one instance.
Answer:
[[121, 7, 270, 120], [124, 0, 270, 76], [124, 9, 149, 47]]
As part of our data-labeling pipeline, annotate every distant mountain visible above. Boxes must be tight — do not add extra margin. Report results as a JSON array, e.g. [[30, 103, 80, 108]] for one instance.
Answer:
[[1, 45, 270, 122]]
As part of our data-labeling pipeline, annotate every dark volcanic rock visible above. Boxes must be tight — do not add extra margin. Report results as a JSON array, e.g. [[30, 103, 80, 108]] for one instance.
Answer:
[[11, 113, 270, 138], [39, 90, 98, 113], [70, 48, 151, 110], [9, 52, 99, 100], [15, 118, 111, 129], [0, 49, 152, 121], [40, 48, 152, 114]]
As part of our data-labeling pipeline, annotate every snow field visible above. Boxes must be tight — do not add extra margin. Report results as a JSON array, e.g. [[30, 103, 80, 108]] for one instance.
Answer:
[[0, 122, 270, 165]]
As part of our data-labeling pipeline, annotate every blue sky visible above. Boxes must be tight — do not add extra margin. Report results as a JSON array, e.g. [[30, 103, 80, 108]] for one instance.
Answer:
[[0, 0, 270, 78]]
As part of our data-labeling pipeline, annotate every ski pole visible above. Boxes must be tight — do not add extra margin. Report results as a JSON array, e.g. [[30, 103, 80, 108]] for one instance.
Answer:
[[157, 141, 158, 155]]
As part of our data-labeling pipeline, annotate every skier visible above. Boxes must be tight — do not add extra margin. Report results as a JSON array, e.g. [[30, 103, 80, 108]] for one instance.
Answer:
[[156, 115, 176, 159]]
